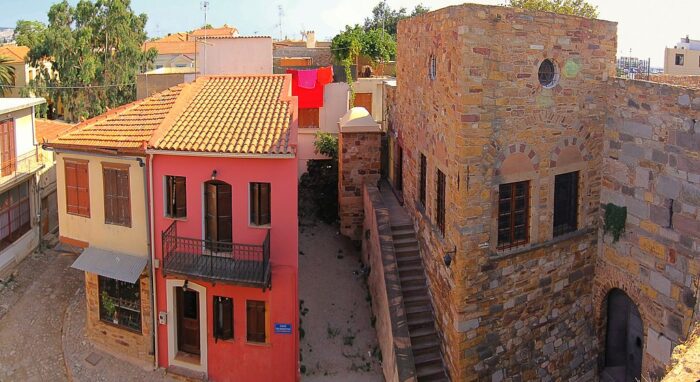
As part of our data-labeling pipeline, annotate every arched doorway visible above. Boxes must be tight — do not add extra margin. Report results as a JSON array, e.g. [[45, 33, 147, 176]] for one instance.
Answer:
[[602, 289, 643, 382]]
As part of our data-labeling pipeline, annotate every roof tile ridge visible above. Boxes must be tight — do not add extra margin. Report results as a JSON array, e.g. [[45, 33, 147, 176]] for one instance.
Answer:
[[56, 97, 151, 139], [148, 78, 207, 148]]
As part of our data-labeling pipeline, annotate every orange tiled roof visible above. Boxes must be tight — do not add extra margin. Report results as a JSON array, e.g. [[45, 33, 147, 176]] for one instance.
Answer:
[[152, 75, 294, 155], [0, 45, 29, 64], [159, 33, 188, 42], [143, 40, 196, 55], [35, 119, 74, 142], [190, 25, 238, 38], [50, 84, 186, 152]]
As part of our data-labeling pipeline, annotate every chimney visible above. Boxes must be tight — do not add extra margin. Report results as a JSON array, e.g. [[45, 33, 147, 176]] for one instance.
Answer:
[[305, 31, 316, 48]]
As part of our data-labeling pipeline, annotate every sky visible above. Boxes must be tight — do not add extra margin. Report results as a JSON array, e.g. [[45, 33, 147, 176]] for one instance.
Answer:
[[1, 0, 699, 67]]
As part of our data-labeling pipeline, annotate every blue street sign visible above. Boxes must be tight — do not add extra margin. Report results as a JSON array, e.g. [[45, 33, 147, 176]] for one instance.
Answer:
[[274, 323, 293, 334]]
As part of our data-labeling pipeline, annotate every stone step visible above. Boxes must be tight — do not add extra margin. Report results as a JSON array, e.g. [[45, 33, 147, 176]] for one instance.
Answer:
[[394, 237, 419, 248], [409, 324, 437, 339], [403, 293, 429, 305], [414, 351, 442, 367], [398, 265, 424, 278], [402, 284, 428, 298], [166, 365, 207, 381], [416, 362, 446, 380], [391, 229, 415, 240], [395, 247, 420, 257], [391, 223, 414, 231], [400, 276, 427, 288], [406, 303, 431, 315], [412, 341, 441, 357], [407, 310, 433, 324], [396, 254, 422, 266]]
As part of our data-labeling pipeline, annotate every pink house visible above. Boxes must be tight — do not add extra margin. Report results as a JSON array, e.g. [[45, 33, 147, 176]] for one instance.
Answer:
[[148, 75, 299, 381]]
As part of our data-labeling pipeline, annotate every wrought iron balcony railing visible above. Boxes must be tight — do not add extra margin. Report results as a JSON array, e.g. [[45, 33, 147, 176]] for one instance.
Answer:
[[161, 221, 271, 290]]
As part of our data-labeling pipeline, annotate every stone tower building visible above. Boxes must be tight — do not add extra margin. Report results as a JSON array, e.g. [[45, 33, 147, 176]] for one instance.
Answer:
[[391, 4, 617, 379]]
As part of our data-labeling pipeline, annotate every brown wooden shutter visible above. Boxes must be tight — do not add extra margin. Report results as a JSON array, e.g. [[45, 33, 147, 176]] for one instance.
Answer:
[[174, 177, 187, 218], [0, 120, 16, 176], [76, 162, 90, 217], [354, 93, 373, 115], [66, 160, 89, 217], [216, 184, 232, 243], [260, 183, 270, 225], [246, 300, 266, 343], [214, 297, 233, 340], [103, 165, 129, 226], [65, 161, 79, 215]]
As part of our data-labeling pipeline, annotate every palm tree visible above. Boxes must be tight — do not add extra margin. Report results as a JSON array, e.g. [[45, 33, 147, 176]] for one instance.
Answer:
[[0, 56, 16, 97]]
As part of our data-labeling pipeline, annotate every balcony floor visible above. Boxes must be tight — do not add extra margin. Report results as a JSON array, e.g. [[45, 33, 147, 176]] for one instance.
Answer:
[[163, 252, 268, 287]]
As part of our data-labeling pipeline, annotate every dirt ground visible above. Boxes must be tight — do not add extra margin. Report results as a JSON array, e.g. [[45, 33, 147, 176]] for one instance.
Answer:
[[298, 219, 382, 381]]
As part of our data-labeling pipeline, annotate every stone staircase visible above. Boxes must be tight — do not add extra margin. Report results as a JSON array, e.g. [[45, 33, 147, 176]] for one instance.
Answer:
[[391, 222, 449, 382]]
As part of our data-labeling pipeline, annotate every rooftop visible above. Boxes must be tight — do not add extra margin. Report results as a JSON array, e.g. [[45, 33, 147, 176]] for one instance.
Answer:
[[49, 75, 296, 157], [0, 45, 29, 64], [152, 75, 295, 155], [142, 40, 196, 55], [190, 25, 238, 38], [35, 119, 73, 143], [0, 98, 46, 115]]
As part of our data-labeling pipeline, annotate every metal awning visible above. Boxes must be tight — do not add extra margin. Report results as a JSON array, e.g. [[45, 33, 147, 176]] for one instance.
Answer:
[[71, 247, 148, 284]]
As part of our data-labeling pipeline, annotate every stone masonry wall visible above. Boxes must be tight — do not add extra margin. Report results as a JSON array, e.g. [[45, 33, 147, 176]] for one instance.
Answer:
[[85, 272, 153, 364], [395, 4, 616, 380], [595, 78, 700, 379], [646, 74, 700, 89], [338, 130, 382, 240]]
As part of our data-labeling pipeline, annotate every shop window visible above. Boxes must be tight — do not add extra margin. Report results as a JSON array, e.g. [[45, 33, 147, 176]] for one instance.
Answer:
[[246, 300, 267, 343], [165, 175, 187, 218], [213, 296, 233, 341], [498, 181, 529, 249], [98, 276, 141, 333], [553, 172, 579, 236]]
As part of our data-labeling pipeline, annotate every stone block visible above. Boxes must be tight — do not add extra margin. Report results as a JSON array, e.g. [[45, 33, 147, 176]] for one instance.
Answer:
[[634, 167, 650, 189], [647, 328, 672, 364], [656, 175, 681, 199], [650, 271, 671, 296], [619, 121, 653, 139]]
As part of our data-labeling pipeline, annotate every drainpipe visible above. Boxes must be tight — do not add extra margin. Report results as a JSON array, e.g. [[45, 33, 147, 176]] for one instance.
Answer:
[[146, 153, 159, 369]]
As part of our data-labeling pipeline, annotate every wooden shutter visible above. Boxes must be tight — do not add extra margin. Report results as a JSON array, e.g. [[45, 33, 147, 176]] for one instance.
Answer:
[[250, 183, 271, 226], [246, 300, 266, 343], [354, 93, 373, 115], [103, 164, 130, 226], [259, 183, 270, 225], [497, 181, 529, 249], [216, 183, 232, 244], [174, 177, 187, 218], [298, 108, 320, 128], [65, 160, 89, 217], [0, 120, 15, 176], [250, 183, 260, 225]]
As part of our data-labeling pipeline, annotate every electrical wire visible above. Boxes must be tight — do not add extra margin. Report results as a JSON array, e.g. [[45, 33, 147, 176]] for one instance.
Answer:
[[0, 83, 135, 89]]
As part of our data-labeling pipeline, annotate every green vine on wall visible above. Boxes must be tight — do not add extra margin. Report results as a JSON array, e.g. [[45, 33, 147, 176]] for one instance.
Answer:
[[603, 203, 627, 242]]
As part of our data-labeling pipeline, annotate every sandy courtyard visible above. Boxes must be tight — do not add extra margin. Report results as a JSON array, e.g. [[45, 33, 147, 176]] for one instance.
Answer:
[[299, 219, 382, 381]]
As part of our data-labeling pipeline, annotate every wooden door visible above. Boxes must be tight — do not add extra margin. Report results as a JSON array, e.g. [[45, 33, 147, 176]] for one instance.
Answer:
[[354, 93, 373, 115], [0, 120, 15, 176], [176, 287, 200, 355], [205, 181, 232, 251], [604, 289, 643, 382]]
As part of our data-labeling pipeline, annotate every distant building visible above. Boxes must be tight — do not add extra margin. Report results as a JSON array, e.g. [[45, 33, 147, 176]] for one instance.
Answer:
[[617, 56, 650, 76], [143, 25, 239, 70], [664, 35, 700, 75], [0, 45, 35, 98]]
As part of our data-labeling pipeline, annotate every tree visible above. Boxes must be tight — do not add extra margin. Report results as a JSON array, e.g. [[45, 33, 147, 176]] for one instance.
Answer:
[[363, 1, 430, 37], [17, 0, 156, 122], [507, 0, 599, 18], [0, 56, 15, 96], [13, 20, 46, 48]]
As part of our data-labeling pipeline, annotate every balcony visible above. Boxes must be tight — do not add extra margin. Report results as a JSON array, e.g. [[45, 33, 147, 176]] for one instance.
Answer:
[[0, 149, 44, 187], [161, 221, 271, 290]]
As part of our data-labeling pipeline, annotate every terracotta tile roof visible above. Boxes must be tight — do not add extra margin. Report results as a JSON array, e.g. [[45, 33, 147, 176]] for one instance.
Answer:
[[35, 119, 74, 142], [190, 25, 238, 38], [159, 33, 188, 42], [207, 35, 271, 40], [0, 45, 29, 64], [152, 75, 295, 155], [49, 84, 186, 152], [143, 40, 196, 55]]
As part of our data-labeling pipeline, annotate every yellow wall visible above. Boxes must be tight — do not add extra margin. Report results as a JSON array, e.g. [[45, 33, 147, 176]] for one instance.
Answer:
[[55, 152, 148, 257], [664, 47, 700, 75]]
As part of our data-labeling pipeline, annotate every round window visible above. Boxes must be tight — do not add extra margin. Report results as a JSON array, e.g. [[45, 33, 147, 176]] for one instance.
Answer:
[[429, 55, 437, 80], [538, 59, 559, 88]]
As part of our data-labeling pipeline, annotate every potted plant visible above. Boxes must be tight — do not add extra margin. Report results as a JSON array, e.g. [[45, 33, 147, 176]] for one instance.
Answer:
[[101, 291, 118, 324]]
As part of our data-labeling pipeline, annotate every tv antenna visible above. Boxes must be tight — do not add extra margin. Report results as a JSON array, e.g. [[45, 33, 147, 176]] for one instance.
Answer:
[[276, 5, 284, 40], [200, 1, 209, 75]]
